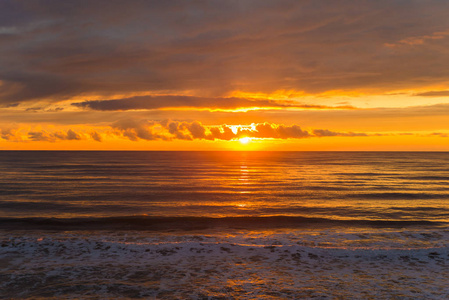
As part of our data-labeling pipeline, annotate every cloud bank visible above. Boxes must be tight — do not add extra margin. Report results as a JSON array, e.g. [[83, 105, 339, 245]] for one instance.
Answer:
[[1, 0, 449, 107], [0, 128, 102, 143], [0, 121, 376, 143], [2, 120, 448, 144], [415, 91, 449, 97], [110, 120, 370, 142], [73, 95, 353, 111]]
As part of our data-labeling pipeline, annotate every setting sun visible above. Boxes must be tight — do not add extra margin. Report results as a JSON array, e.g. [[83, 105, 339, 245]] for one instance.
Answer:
[[239, 137, 250, 144], [1, 1, 449, 298]]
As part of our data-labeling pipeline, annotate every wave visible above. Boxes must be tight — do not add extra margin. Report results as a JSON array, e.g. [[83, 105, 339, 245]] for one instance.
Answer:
[[348, 192, 449, 200], [0, 215, 445, 231], [2, 229, 449, 299]]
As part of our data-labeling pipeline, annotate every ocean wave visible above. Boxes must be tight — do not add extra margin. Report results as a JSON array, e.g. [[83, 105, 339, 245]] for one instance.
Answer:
[[1, 230, 449, 298], [348, 192, 449, 200], [0, 215, 444, 231]]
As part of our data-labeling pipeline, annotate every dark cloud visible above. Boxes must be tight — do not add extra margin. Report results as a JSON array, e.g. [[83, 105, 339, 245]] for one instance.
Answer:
[[25, 106, 64, 112], [313, 129, 368, 137], [245, 123, 310, 139], [91, 131, 102, 142], [1, 0, 449, 106], [208, 125, 236, 141], [0, 126, 104, 142], [28, 131, 55, 142], [72, 95, 351, 111], [415, 91, 449, 97], [1, 128, 18, 141], [65, 129, 81, 140], [27, 129, 83, 142], [5, 103, 19, 108], [111, 119, 168, 141]]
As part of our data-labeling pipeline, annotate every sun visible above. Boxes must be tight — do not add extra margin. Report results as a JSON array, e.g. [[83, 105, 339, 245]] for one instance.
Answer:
[[239, 137, 250, 144]]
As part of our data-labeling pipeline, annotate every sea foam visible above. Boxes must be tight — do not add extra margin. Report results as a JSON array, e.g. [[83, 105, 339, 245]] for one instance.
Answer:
[[1, 229, 449, 299]]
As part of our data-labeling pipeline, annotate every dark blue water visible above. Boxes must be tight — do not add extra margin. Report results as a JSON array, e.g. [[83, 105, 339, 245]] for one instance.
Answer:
[[1, 151, 449, 229]]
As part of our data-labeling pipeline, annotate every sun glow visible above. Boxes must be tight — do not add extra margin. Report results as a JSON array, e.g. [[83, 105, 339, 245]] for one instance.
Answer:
[[239, 137, 250, 144]]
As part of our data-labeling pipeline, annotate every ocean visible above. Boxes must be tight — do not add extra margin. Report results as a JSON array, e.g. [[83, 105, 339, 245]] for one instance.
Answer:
[[1, 151, 449, 298]]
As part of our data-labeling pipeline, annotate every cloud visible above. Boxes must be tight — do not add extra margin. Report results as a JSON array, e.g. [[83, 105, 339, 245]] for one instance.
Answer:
[[428, 132, 449, 138], [111, 119, 168, 141], [208, 125, 236, 141], [1, 1, 449, 106], [72, 95, 352, 111], [414, 91, 449, 97], [1, 128, 23, 141], [111, 120, 372, 141], [28, 129, 83, 142], [64, 129, 81, 140], [0, 126, 107, 143], [385, 30, 449, 47], [246, 123, 310, 139], [312, 129, 368, 137], [91, 131, 102, 142], [28, 130, 56, 142], [25, 106, 64, 112], [1, 120, 447, 144]]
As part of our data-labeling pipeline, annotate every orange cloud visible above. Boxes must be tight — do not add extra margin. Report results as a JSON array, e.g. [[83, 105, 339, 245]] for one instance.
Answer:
[[1, 128, 25, 142], [2, 121, 373, 143], [110, 120, 379, 142], [1, 128, 102, 143]]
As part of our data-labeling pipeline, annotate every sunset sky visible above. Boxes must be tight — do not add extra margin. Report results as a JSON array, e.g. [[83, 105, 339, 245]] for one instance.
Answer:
[[1, 0, 449, 150]]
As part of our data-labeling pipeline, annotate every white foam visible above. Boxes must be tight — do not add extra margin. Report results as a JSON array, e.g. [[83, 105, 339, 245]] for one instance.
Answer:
[[1, 229, 449, 298]]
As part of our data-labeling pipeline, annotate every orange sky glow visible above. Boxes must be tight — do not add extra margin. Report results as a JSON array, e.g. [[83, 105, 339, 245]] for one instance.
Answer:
[[1, 1, 449, 150]]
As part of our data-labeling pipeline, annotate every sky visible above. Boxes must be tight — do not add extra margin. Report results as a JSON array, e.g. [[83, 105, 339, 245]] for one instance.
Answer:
[[1, 0, 449, 150]]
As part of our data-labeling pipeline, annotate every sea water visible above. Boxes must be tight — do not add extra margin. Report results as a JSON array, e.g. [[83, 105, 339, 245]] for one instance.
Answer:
[[1, 151, 448, 298]]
